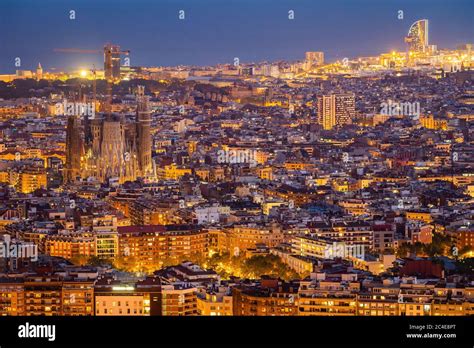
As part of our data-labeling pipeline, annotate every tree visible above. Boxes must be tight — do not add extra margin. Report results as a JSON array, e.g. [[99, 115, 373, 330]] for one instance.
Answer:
[[88, 256, 113, 267], [412, 242, 425, 256], [458, 246, 473, 258], [70, 254, 89, 266], [188, 252, 206, 267], [396, 243, 411, 258], [455, 258, 474, 274], [242, 255, 301, 280], [425, 232, 452, 257]]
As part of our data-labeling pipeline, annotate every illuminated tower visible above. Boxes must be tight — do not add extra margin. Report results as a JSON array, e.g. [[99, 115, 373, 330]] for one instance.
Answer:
[[335, 93, 355, 126], [103, 44, 129, 114], [136, 86, 152, 177], [317, 95, 336, 130], [317, 94, 355, 130], [65, 116, 83, 182], [36, 63, 43, 81], [405, 19, 429, 53], [305, 52, 324, 70], [104, 44, 122, 81]]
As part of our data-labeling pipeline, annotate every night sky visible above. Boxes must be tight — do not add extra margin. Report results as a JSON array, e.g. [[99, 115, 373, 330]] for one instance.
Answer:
[[0, 0, 473, 72]]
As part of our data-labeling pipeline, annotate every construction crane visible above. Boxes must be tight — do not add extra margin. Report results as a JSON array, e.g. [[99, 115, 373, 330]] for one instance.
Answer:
[[90, 64, 97, 107], [103, 44, 130, 114], [53, 48, 101, 54]]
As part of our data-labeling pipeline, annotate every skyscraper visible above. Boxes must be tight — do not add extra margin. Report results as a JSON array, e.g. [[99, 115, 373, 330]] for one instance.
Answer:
[[317, 93, 355, 130], [405, 19, 429, 53], [104, 44, 122, 81], [305, 52, 324, 70]]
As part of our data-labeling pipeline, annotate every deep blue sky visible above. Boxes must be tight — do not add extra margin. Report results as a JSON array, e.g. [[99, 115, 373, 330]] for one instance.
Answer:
[[0, 0, 473, 72]]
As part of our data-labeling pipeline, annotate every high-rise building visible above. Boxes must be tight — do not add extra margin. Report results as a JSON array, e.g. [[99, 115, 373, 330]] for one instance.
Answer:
[[104, 44, 122, 81], [318, 95, 336, 130], [261, 64, 280, 78], [405, 19, 429, 53], [305, 51, 324, 70], [317, 93, 355, 130]]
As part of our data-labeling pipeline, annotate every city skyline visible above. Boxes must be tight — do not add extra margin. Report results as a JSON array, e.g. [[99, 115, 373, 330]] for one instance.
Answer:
[[0, 3, 473, 346], [1, 0, 473, 72]]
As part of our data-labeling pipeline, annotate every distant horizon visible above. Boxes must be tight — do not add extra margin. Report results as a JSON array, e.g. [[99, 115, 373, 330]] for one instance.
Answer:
[[5, 39, 472, 74], [1, 0, 473, 72]]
